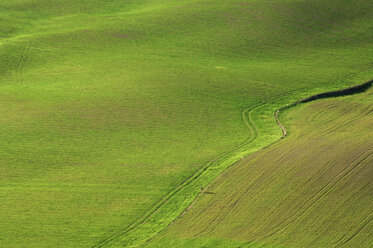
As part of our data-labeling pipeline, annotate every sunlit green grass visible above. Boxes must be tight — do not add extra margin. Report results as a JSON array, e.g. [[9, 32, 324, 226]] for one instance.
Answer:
[[0, 0, 372, 247], [147, 86, 373, 248]]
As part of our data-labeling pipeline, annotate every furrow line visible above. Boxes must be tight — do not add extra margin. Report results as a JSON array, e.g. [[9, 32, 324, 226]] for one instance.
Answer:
[[93, 78, 372, 248]]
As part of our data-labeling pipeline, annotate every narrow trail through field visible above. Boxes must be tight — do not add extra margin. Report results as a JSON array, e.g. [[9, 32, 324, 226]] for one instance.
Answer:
[[93, 79, 373, 248]]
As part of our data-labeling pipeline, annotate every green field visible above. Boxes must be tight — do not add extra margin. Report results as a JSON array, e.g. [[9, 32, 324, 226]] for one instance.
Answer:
[[147, 86, 373, 248], [0, 0, 372, 247]]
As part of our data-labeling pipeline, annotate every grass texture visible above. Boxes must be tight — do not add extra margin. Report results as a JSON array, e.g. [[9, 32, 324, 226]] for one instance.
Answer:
[[147, 86, 373, 248], [0, 0, 372, 247]]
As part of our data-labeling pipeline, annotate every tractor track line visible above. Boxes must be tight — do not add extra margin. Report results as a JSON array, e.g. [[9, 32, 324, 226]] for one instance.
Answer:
[[92, 82, 327, 248], [15, 41, 32, 83], [92, 79, 372, 248], [274, 79, 373, 139], [91, 103, 265, 248]]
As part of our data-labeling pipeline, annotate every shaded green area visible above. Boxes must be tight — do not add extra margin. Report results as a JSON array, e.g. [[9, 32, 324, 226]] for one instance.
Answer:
[[0, 0, 372, 247]]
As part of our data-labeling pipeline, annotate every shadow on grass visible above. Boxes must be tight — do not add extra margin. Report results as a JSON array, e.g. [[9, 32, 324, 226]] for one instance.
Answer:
[[300, 79, 373, 103]]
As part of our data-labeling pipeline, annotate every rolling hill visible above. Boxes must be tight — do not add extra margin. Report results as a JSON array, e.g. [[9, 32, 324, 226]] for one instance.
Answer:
[[0, 0, 372, 247], [146, 84, 373, 248]]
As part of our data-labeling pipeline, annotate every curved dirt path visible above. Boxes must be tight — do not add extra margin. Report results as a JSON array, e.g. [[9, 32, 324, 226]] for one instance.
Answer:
[[275, 110, 287, 137]]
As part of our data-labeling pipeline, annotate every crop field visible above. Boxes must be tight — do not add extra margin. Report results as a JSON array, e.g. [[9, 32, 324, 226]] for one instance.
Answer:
[[0, 0, 372, 247], [147, 85, 373, 248]]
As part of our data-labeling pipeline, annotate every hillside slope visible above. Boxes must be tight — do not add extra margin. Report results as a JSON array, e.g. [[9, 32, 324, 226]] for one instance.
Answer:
[[0, 0, 372, 247], [146, 86, 373, 248]]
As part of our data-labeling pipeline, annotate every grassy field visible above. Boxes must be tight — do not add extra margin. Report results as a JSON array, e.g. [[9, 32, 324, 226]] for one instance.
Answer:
[[0, 0, 372, 247], [147, 85, 373, 248]]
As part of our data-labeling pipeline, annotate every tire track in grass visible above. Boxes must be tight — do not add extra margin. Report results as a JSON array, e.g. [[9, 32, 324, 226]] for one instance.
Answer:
[[15, 41, 32, 83], [259, 150, 373, 242], [93, 81, 330, 247], [93, 79, 372, 248], [97, 93, 302, 246], [146, 79, 372, 240], [328, 181, 373, 247], [318, 105, 372, 137], [335, 211, 373, 247], [306, 102, 338, 123], [92, 102, 265, 248], [94, 87, 301, 247], [252, 81, 373, 243], [194, 138, 309, 237], [273, 79, 373, 142], [181, 95, 310, 238], [181, 105, 309, 236], [190, 105, 266, 237], [197, 79, 373, 244]]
